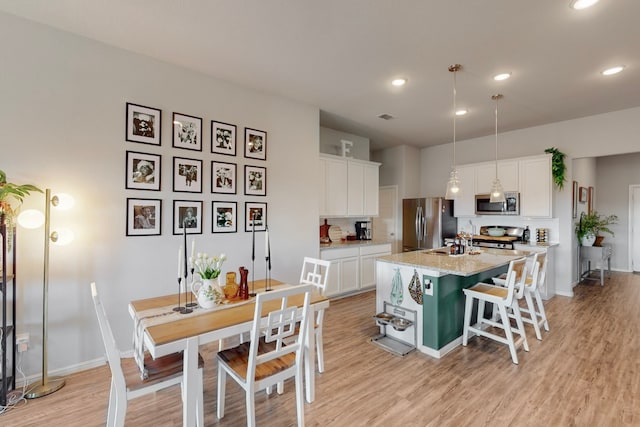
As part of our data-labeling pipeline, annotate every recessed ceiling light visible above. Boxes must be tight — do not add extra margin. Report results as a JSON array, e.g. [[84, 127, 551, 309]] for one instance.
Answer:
[[569, 0, 599, 10], [455, 109, 468, 116], [493, 73, 511, 81], [391, 78, 407, 87], [601, 66, 625, 76]]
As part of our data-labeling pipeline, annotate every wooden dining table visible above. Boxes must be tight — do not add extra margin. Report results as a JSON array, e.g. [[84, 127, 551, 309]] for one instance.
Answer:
[[128, 279, 329, 427]]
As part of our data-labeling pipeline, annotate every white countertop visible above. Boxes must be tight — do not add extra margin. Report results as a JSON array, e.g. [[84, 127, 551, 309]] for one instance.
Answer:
[[319, 240, 391, 250]]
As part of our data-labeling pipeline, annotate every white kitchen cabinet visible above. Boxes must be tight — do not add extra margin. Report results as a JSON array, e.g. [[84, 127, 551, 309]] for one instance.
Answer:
[[320, 243, 390, 297], [321, 247, 360, 297], [320, 156, 348, 216], [475, 160, 519, 194], [320, 154, 380, 217], [360, 243, 392, 289], [453, 165, 477, 217], [519, 155, 552, 218]]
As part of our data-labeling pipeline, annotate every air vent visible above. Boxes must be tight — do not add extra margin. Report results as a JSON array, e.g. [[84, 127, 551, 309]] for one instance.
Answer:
[[377, 113, 394, 120]]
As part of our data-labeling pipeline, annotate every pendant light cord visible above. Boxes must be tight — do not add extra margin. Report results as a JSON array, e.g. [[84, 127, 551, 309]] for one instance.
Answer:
[[492, 94, 503, 178], [453, 70, 457, 168]]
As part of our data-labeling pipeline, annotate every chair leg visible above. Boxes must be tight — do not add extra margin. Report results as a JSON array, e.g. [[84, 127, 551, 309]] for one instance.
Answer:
[[477, 299, 486, 328], [534, 290, 550, 331], [107, 379, 117, 426], [316, 328, 324, 373], [524, 291, 542, 340], [511, 303, 529, 352], [295, 365, 305, 427], [462, 294, 473, 346], [498, 304, 518, 364], [217, 363, 226, 419], [246, 387, 256, 427]]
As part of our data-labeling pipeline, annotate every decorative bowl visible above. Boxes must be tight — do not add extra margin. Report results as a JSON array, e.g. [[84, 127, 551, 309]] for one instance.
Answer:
[[487, 227, 506, 237]]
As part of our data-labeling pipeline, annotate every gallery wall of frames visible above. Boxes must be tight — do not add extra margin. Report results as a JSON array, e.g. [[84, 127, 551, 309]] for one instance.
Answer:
[[124, 102, 268, 237]]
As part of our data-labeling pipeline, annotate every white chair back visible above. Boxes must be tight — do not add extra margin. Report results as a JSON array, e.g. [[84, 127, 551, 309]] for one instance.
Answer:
[[505, 258, 528, 304], [247, 284, 313, 383], [91, 282, 127, 394], [299, 257, 330, 293]]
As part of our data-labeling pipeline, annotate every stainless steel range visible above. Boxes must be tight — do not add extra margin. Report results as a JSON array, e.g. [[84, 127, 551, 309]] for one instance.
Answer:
[[472, 226, 525, 250]]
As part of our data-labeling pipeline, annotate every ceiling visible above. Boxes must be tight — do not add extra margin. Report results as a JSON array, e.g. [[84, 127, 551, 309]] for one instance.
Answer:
[[1, 0, 639, 151]]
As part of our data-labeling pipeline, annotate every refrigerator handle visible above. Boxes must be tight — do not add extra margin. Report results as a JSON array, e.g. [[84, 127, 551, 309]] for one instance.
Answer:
[[421, 208, 427, 241], [415, 206, 421, 244]]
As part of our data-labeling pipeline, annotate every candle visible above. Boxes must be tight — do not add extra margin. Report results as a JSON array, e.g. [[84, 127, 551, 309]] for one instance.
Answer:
[[183, 220, 188, 278], [178, 245, 183, 278], [191, 239, 196, 259], [251, 213, 255, 261]]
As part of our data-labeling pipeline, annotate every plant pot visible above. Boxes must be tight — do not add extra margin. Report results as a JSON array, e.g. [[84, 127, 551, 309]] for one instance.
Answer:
[[192, 278, 223, 309], [581, 233, 596, 247]]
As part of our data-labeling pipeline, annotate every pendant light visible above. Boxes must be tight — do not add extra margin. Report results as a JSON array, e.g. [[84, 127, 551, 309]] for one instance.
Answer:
[[490, 94, 506, 203], [445, 64, 462, 200]]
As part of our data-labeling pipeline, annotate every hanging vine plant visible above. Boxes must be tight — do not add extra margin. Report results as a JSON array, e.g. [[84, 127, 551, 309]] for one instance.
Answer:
[[544, 147, 566, 190]]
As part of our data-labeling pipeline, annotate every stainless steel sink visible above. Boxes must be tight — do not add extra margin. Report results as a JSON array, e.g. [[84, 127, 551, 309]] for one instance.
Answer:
[[422, 249, 450, 256]]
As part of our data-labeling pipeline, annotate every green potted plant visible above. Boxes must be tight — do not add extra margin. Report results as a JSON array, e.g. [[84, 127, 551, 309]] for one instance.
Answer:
[[575, 211, 618, 246], [0, 169, 42, 221]]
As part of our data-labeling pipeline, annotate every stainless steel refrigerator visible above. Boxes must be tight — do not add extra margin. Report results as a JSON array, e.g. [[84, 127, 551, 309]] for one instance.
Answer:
[[402, 197, 457, 251]]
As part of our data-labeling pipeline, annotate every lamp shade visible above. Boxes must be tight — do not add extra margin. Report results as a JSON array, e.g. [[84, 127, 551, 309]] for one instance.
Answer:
[[17, 209, 45, 229], [445, 168, 461, 200], [51, 228, 74, 246], [489, 179, 506, 203]]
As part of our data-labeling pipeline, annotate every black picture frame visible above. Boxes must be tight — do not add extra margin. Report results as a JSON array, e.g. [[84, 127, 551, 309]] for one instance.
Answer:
[[173, 200, 203, 235], [211, 161, 237, 194], [572, 180, 578, 219], [126, 102, 161, 145], [211, 120, 237, 156], [212, 201, 237, 233], [126, 198, 161, 236], [244, 165, 266, 196], [173, 157, 203, 193], [245, 202, 267, 232], [244, 127, 267, 160], [125, 151, 161, 191], [172, 112, 202, 151]]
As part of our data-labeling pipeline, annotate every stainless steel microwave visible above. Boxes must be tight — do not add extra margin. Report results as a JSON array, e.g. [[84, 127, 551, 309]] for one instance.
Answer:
[[475, 192, 520, 215]]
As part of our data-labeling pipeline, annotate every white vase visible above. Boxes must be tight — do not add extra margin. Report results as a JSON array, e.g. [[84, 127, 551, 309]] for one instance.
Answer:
[[192, 277, 223, 308], [581, 233, 596, 246]]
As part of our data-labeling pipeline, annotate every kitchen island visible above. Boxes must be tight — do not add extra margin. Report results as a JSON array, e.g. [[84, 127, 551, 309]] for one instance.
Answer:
[[375, 248, 531, 358]]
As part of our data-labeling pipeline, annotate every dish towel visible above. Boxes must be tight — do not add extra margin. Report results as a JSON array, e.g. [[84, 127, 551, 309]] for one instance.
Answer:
[[390, 268, 403, 305]]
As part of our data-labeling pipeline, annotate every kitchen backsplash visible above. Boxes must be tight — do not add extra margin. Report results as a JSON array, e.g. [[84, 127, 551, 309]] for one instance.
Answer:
[[459, 216, 560, 244], [320, 217, 372, 239]]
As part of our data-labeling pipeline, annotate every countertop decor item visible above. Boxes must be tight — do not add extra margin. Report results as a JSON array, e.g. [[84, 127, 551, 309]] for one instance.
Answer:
[[328, 225, 342, 242], [487, 227, 506, 237]]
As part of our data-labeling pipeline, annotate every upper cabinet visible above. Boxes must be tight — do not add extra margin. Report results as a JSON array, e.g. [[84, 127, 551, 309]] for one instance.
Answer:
[[519, 155, 552, 218], [475, 160, 519, 194], [320, 154, 380, 217], [454, 154, 552, 218]]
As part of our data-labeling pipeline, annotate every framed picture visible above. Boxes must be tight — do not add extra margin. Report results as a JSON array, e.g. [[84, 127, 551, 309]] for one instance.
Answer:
[[126, 198, 161, 236], [126, 103, 161, 145], [588, 186, 594, 214], [245, 202, 267, 232], [211, 121, 237, 156], [211, 161, 237, 194], [579, 186, 588, 203], [173, 157, 203, 193], [244, 165, 266, 196], [172, 112, 202, 151], [572, 181, 578, 219], [173, 200, 203, 235], [126, 151, 161, 191], [244, 127, 267, 160], [212, 201, 237, 233]]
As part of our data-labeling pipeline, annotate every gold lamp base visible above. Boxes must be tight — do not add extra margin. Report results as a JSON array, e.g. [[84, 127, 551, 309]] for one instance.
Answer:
[[25, 376, 65, 399]]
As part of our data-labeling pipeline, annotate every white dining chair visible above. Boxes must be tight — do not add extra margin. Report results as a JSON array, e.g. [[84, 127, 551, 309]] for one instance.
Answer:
[[216, 284, 313, 427], [492, 252, 550, 340], [91, 282, 204, 427], [299, 256, 331, 373], [462, 258, 529, 364]]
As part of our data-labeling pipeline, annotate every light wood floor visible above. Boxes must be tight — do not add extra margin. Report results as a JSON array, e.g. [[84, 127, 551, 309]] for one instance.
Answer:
[[3, 272, 640, 426]]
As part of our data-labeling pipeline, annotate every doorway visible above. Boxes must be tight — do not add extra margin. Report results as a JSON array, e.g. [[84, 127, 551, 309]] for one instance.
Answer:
[[630, 185, 640, 272], [374, 185, 399, 253]]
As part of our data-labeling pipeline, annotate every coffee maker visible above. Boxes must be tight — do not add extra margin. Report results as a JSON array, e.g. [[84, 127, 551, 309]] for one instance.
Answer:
[[355, 221, 372, 240]]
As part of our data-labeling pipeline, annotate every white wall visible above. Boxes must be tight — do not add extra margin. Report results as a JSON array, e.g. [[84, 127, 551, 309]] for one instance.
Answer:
[[416, 107, 640, 296], [0, 13, 320, 378], [320, 126, 370, 160]]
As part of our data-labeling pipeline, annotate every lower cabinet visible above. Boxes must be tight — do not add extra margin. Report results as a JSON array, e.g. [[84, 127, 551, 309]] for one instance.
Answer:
[[321, 243, 392, 297]]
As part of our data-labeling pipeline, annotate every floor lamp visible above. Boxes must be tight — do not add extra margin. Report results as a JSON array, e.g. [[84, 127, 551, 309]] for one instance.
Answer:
[[19, 189, 73, 398]]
